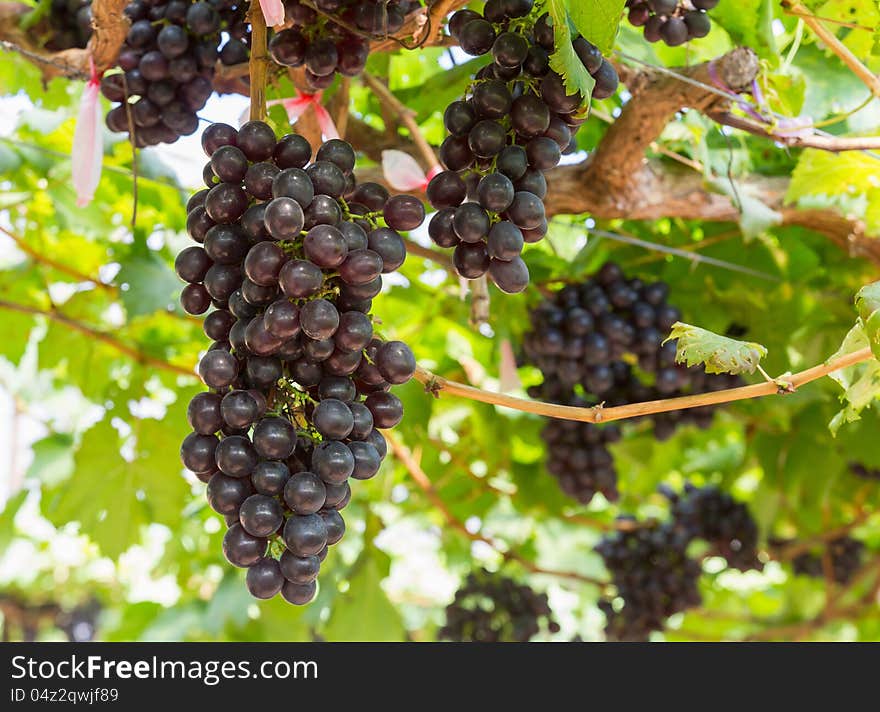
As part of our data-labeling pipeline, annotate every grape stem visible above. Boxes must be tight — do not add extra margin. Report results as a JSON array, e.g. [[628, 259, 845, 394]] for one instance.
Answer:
[[781, 0, 880, 99], [413, 347, 876, 424], [247, 1, 269, 123], [0, 299, 195, 378], [361, 72, 442, 172]]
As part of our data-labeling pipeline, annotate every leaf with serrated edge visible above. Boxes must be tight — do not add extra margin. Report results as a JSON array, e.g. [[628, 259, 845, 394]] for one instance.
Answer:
[[665, 322, 768, 375], [547, 0, 595, 103], [566, 0, 626, 55], [855, 281, 880, 359], [827, 323, 880, 435]]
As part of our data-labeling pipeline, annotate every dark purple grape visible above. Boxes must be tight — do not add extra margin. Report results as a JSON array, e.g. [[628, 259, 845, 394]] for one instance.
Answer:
[[284, 472, 327, 515], [223, 523, 267, 568], [253, 416, 296, 460], [246, 558, 284, 599]]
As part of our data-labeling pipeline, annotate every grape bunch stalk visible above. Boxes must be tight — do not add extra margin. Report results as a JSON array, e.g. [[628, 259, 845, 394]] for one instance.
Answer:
[[521, 262, 741, 505], [625, 0, 718, 46], [425, 1, 619, 293], [439, 569, 560, 642], [178, 120, 425, 604], [101, 0, 250, 147], [270, 0, 421, 91]]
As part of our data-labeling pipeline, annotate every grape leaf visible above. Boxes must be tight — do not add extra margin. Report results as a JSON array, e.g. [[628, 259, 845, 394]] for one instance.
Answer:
[[566, 0, 626, 55], [827, 323, 880, 435], [322, 552, 405, 642], [710, 0, 776, 59], [665, 322, 768, 375], [855, 280, 880, 359], [117, 252, 181, 318], [42, 415, 189, 558], [547, 0, 596, 102]]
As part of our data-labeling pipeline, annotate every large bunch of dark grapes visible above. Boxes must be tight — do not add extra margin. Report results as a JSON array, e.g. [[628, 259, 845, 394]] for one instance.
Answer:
[[101, 0, 249, 147], [793, 536, 865, 585], [596, 520, 701, 641], [625, 0, 717, 46], [439, 569, 559, 642], [666, 484, 762, 572], [424, 2, 619, 293], [177, 120, 425, 604], [269, 0, 421, 90], [43, 0, 93, 51], [521, 262, 740, 504]]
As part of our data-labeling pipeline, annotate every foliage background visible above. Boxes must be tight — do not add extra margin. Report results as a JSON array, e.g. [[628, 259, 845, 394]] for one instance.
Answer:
[[0, 0, 879, 641]]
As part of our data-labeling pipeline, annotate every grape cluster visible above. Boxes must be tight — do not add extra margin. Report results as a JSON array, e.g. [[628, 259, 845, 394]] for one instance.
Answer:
[[848, 462, 880, 481], [269, 0, 420, 90], [43, 0, 93, 51], [542, 414, 621, 504], [596, 521, 702, 641], [439, 569, 559, 642], [177, 120, 425, 604], [666, 484, 762, 572], [793, 536, 865, 585], [101, 0, 249, 147], [625, 0, 717, 46], [521, 262, 741, 504], [424, 2, 619, 293]]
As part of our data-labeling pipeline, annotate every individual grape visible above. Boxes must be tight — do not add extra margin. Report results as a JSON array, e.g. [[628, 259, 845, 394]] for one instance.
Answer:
[[207, 472, 254, 516], [216, 435, 258, 478], [251, 460, 290, 497], [239, 494, 284, 538], [477, 173, 515, 213], [264, 197, 305, 240], [304, 225, 348, 268], [220, 390, 262, 430], [237, 120, 277, 162], [253, 416, 296, 460], [181, 431, 218, 473], [223, 523, 267, 568], [375, 341, 416, 385], [279, 260, 324, 299], [180, 283, 212, 314], [281, 580, 317, 605], [384, 195, 426, 232], [279, 550, 320, 584], [458, 19, 496, 56], [453, 242, 490, 279], [427, 171, 467, 209], [300, 299, 340, 340], [489, 256, 529, 294], [246, 558, 284, 599], [284, 472, 327, 515], [453, 203, 490, 243], [198, 349, 238, 388], [312, 441, 355, 484], [367, 228, 406, 272], [487, 221, 524, 261], [283, 513, 328, 557]]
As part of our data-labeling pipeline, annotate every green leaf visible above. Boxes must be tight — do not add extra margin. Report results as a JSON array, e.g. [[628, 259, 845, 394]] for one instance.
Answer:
[[547, 0, 596, 103], [710, 0, 776, 59], [117, 252, 181, 318], [786, 149, 879, 205], [827, 323, 880, 434], [566, 0, 626, 55], [43, 415, 189, 558], [322, 553, 405, 642], [0, 489, 29, 553], [855, 280, 880, 359], [710, 178, 783, 239], [665, 322, 768, 375], [26, 433, 75, 486]]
